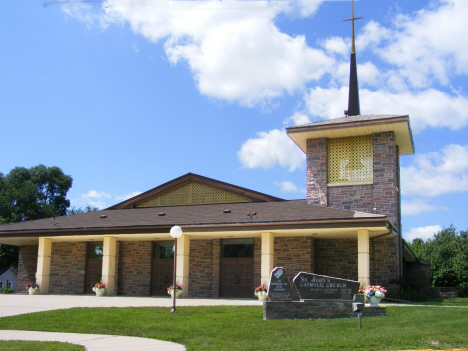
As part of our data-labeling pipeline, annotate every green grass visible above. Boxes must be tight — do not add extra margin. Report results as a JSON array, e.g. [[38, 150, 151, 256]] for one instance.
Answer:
[[417, 297, 468, 306], [0, 340, 84, 351], [0, 306, 467, 350]]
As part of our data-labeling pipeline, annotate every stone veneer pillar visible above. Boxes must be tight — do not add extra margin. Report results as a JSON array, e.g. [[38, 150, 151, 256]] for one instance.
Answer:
[[357, 229, 370, 287], [306, 138, 328, 206], [36, 237, 52, 294], [261, 232, 274, 285], [176, 234, 190, 298], [102, 236, 116, 296]]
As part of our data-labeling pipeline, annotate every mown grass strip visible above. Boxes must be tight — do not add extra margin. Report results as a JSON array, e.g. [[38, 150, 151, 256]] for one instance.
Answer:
[[0, 305, 467, 350]]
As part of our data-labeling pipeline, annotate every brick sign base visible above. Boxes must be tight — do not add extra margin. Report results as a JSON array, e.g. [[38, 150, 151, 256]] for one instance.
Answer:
[[263, 300, 386, 320]]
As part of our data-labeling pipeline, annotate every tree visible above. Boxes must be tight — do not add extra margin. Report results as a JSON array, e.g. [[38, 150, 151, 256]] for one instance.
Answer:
[[0, 165, 72, 224], [0, 165, 73, 269], [409, 225, 468, 293], [67, 204, 99, 215]]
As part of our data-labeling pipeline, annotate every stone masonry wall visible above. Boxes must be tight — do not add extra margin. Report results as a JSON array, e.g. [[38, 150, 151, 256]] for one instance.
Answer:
[[275, 237, 315, 299], [254, 237, 261, 287], [17, 245, 38, 293], [49, 242, 86, 295], [306, 138, 328, 206], [315, 239, 358, 281], [327, 132, 398, 228], [117, 241, 151, 296], [370, 236, 398, 286], [190, 239, 215, 298]]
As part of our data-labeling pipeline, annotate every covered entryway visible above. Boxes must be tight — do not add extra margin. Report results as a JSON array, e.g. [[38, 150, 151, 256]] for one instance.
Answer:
[[85, 242, 103, 294], [220, 239, 254, 298], [151, 241, 174, 296]]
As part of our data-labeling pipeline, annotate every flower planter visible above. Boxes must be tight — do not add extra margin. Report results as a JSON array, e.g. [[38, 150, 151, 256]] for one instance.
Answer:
[[369, 296, 380, 307], [168, 290, 183, 298], [93, 289, 106, 297], [257, 294, 268, 301], [28, 288, 38, 295]]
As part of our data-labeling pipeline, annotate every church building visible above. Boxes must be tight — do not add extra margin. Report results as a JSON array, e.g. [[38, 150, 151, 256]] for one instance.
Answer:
[[0, 5, 428, 298]]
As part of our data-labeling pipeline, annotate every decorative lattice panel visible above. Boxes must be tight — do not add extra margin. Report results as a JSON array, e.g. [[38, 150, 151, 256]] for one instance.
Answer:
[[136, 182, 250, 207], [328, 135, 373, 183]]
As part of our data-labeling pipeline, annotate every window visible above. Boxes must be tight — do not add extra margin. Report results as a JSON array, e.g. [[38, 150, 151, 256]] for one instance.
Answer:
[[7, 280, 12, 288], [87, 242, 103, 259], [153, 241, 174, 259], [328, 135, 373, 184], [0, 281, 3, 288], [222, 239, 254, 258]]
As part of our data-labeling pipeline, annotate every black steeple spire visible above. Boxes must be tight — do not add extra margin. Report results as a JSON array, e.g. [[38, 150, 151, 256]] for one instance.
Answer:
[[343, 0, 362, 116]]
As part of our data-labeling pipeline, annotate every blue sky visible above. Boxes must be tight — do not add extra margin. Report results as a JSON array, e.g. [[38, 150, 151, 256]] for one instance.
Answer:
[[1, 0, 467, 242]]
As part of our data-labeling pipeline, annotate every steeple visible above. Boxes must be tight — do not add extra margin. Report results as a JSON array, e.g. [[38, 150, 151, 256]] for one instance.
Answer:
[[343, 0, 362, 116]]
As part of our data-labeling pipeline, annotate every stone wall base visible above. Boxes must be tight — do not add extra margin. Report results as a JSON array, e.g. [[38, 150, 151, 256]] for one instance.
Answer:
[[263, 300, 386, 320]]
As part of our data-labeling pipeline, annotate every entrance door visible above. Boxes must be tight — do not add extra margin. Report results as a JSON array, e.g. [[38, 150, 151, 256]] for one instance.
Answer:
[[85, 242, 103, 294], [151, 241, 174, 296], [220, 239, 254, 298]]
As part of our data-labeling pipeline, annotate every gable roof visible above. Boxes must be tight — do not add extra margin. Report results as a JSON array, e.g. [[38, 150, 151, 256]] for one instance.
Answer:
[[286, 114, 415, 155], [0, 267, 17, 277], [107, 173, 284, 209]]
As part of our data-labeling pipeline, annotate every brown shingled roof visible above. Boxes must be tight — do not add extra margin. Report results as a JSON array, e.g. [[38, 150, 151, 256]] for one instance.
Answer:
[[0, 200, 388, 237]]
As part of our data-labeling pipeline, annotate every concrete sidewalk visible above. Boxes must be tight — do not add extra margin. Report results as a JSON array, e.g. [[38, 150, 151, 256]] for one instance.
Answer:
[[0, 330, 185, 351], [0, 294, 263, 351]]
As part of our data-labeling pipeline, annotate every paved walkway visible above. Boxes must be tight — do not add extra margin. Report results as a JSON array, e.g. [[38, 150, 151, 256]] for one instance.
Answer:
[[0, 294, 264, 351]]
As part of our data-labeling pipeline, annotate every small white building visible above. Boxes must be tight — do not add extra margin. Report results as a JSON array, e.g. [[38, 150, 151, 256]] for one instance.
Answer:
[[0, 267, 17, 290]]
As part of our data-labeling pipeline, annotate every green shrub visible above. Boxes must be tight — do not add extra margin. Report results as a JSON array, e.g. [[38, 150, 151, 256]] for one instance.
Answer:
[[0, 287, 16, 294]]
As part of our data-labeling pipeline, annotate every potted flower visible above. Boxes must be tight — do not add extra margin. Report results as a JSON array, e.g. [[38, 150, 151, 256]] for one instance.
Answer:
[[254, 284, 268, 301], [26, 283, 39, 295], [167, 284, 183, 298], [92, 281, 107, 297], [353, 287, 366, 303], [363, 285, 387, 306]]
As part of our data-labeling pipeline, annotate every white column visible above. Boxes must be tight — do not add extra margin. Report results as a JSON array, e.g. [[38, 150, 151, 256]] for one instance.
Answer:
[[102, 236, 117, 296], [358, 229, 370, 287], [36, 238, 52, 294], [176, 234, 190, 298], [261, 232, 274, 286]]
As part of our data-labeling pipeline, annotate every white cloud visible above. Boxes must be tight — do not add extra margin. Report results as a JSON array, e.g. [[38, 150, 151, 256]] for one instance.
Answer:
[[82, 190, 111, 199], [65, 0, 334, 106], [401, 144, 468, 197], [404, 225, 443, 242], [237, 129, 305, 172], [304, 87, 468, 132], [115, 191, 142, 201], [401, 199, 448, 216], [372, 0, 468, 89], [283, 111, 311, 127], [274, 181, 305, 193], [85, 200, 108, 210]]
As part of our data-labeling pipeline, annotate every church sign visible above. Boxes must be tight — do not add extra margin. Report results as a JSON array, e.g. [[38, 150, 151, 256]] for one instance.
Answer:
[[293, 272, 359, 300], [267, 267, 293, 301]]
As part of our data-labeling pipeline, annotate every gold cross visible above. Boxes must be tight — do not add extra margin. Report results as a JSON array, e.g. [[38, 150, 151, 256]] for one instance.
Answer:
[[343, 0, 363, 54]]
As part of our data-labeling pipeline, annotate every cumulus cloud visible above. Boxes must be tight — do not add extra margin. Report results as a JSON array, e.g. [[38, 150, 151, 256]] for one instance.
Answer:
[[283, 111, 311, 127], [377, 0, 468, 89], [404, 225, 443, 242], [115, 191, 142, 201], [304, 87, 468, 132], [401, 144, 468, 197], [401, 199, 448, 216], [237, 129, 305, 171], [82, 190, 111, 199], [274, 181, 305, 193], [87, 0, 334, 106]]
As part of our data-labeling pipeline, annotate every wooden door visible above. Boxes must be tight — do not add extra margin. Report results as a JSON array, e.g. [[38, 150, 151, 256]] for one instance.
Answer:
[[220, 258, 254, 298], [151, 259, 174, 296], [85, 259, 102, 294]]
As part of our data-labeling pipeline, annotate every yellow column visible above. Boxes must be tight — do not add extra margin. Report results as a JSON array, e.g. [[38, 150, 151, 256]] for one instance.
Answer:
[[358, 229, 370, 287], [261, 232, 274, 286], [36, 238, 52, 294], [176, 234, 190, 298], [102, 236, 117, 296]]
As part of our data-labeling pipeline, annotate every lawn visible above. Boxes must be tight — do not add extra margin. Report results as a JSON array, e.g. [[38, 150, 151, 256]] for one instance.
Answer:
[[0, 340, 84, 351], [0, 305, 467, 351]]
